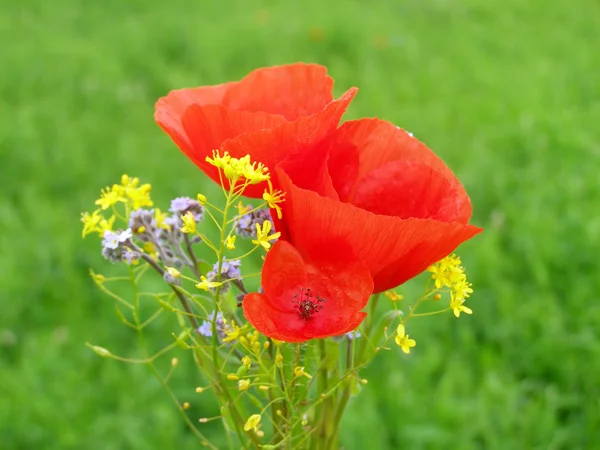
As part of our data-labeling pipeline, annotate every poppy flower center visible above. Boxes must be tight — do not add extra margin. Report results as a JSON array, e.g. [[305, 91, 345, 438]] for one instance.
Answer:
[[292, 287, 326, 321]]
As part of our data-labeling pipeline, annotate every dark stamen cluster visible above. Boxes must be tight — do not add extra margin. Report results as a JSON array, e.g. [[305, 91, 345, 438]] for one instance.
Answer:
[[292, 287, 326, 321]]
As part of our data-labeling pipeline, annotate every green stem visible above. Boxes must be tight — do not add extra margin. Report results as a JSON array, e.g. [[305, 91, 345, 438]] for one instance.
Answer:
[[128, 267, 216, 448]]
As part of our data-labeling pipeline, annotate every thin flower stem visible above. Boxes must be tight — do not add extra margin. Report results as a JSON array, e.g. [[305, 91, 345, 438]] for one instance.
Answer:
[[183, 233, 200, 277], [128, 267, 217, 448], [410, 308, 451, 317], [126, 241, 201, 332], [209, 182, 262, 448], [314, 339, 332, 450], [95, 284, 134, 310]]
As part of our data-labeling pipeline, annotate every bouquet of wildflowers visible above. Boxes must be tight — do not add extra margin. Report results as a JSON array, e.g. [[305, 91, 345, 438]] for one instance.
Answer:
[[81, 63, 481, 449]]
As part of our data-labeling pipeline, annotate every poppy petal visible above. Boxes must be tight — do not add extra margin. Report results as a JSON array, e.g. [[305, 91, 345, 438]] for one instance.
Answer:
[[328, 118, 472, 223], [244, 240, 372, 342], [304, 311, 367, 339], [222, 63, 334, 121], [277, 170, 482, 293], [260, 240, 307, 309], [221, 88, 357, 197], [243, 293, 308, 342], [351, 160, 468, 223]]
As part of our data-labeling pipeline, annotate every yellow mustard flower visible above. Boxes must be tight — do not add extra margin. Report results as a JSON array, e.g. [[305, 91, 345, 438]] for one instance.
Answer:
[[238, 379, 251, 391], [252, 220, 281, 250], [222, 322, 242, 343], [293, 366, 313, 379], [395, 324, 416, 354], [263, 180, 285, 219], [244, 414, 261, 433], [81, 210, 102, 238], [155, 208, 170, 230], [385, 290, 403, 302], [195, 276, 222, 291], [225, 235, 236, 250], [205, 149, 231, 170], [127, 183, 153, 209], [450, 293, 473, 318], [180, 211, 196, 234], [95, 185, 126, 210]]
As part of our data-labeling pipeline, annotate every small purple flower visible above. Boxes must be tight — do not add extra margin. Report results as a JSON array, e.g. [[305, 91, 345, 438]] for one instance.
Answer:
[[170, 197, 191, 213], [206, 260, 241, 294], [197, 321, 213, 337], [102, 228, 132, 250], [128, 209, 157, 242], [221, 260, 241, 279], [101, 229, 132, 263], [236, 208, 272, 238], [169, 197, 204, 221], [124, 250, 141, 265], [197, 312, 225, 338]]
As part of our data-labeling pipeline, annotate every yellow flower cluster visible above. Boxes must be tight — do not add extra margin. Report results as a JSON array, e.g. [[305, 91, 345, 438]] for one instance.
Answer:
[[81, 175, 154, 238], [428, 254, 474, 318], [206, 150, 270, 185], [96, 175, 153, 211], [239, 330, 261, 354], [207, 150, 286, 219]]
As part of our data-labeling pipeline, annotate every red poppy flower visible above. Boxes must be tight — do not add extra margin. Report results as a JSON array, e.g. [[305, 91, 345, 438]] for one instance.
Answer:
[[273, 118, 482, 293], [243, 240, 373, 342], [155, 63, 357, 197]]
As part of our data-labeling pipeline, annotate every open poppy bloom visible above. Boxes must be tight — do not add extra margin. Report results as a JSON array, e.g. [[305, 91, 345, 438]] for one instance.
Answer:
[[243, 240, 373, 342], [272, 118, 483, 293], [155, 63, 356, 197]]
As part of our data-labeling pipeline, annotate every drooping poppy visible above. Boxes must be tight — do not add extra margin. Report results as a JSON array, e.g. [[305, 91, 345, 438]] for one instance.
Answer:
[[272, 118, 482, 293], [243, 240, 373, 342], [155, 63, 357, 197]]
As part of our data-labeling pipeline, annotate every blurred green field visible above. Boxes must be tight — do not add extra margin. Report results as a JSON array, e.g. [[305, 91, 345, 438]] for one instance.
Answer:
[[1, 0, 599, 448]]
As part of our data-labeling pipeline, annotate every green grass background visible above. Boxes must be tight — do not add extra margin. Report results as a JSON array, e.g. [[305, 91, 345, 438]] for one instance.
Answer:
[[1, 0, 599, 448]]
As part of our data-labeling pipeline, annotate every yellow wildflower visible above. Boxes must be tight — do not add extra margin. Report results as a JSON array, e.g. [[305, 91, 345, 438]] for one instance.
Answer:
[[121, 174, 139, 189], [165, 267, 181, 279], [95, 185, 126, 210], [395, 324, 416, 354], [428, 253, 466, 289], [127, 183, 153, 209], [453, 279, 473, 300], [241, 356, 252, 368], [263, 180, 285, 219], [225, 235, 236, 250], [155, 208, 170, 230], [236, 201, 251, 215], [385, 290, 403, 302], [180, 211, 196, 234], [222, 322, 242, 343], [252, 220, 281, 250], [98, 215, 115, 236], [206, 149, 231, 169], [238, 379, 251, 391], [195, 276, 222, 291], [241, 160, 270, 184], [206, 150, 270, 184], [293, 366, 313, 379], [450, 293, 473, 318], [81, 210, 102, 238], [197, 193, 207, 205], [143, 241, 158, 260], [244, 414, 261, 433]]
